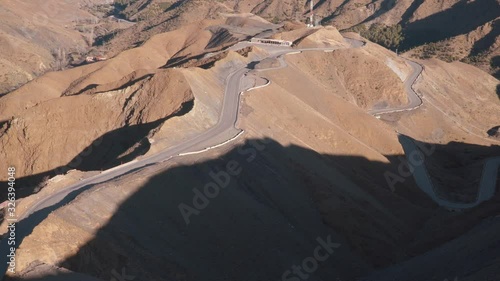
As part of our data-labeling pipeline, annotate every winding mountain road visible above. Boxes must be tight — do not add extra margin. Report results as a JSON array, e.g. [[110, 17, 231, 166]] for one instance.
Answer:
[[0, 34, 497, 278]]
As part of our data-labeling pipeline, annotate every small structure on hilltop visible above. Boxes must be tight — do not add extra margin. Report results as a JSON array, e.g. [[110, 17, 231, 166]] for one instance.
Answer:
[[85, 56, 107, 63], [250, 38, 293, 47]]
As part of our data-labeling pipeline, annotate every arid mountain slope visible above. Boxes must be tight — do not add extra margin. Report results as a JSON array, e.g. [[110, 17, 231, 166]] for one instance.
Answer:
[[1, 68, 192, 178], [2, 0, 496, 95], [0, 0, 119, 95], [96, 7, 277, 58], [102, 0, 500, 76], [0, 20, 226, 185]]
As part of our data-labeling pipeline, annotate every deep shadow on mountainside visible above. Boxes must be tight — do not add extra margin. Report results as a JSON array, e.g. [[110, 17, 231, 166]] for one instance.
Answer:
[[400, 0, 499, 50], [5, 136, 500, 281], [0, 100, 193, 204]]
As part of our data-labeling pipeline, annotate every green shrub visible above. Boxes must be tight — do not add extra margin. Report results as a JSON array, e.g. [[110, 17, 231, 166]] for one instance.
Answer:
[[346, 23, 404, 50]]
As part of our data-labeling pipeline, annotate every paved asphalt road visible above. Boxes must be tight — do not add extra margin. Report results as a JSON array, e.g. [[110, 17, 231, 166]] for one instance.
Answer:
[[399, 135, 500, 209], [368, 60, 423, 115]]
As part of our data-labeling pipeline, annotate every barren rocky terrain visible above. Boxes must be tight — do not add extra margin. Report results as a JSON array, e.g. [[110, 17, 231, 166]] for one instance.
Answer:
[[0, 0, 136, 95], [0, 3, 499, 281]]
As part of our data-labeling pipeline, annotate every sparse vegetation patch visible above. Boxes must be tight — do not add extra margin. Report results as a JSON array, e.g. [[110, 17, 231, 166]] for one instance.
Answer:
[[346, 23, 404, 50]]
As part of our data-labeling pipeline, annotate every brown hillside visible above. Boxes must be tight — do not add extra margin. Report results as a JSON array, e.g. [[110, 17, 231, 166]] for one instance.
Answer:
[[5, 24, 500, 281]]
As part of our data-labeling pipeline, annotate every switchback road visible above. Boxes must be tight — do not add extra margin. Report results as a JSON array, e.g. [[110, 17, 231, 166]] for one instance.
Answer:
[[0, 37, 364, 278], [1, 34, 497, 279]]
